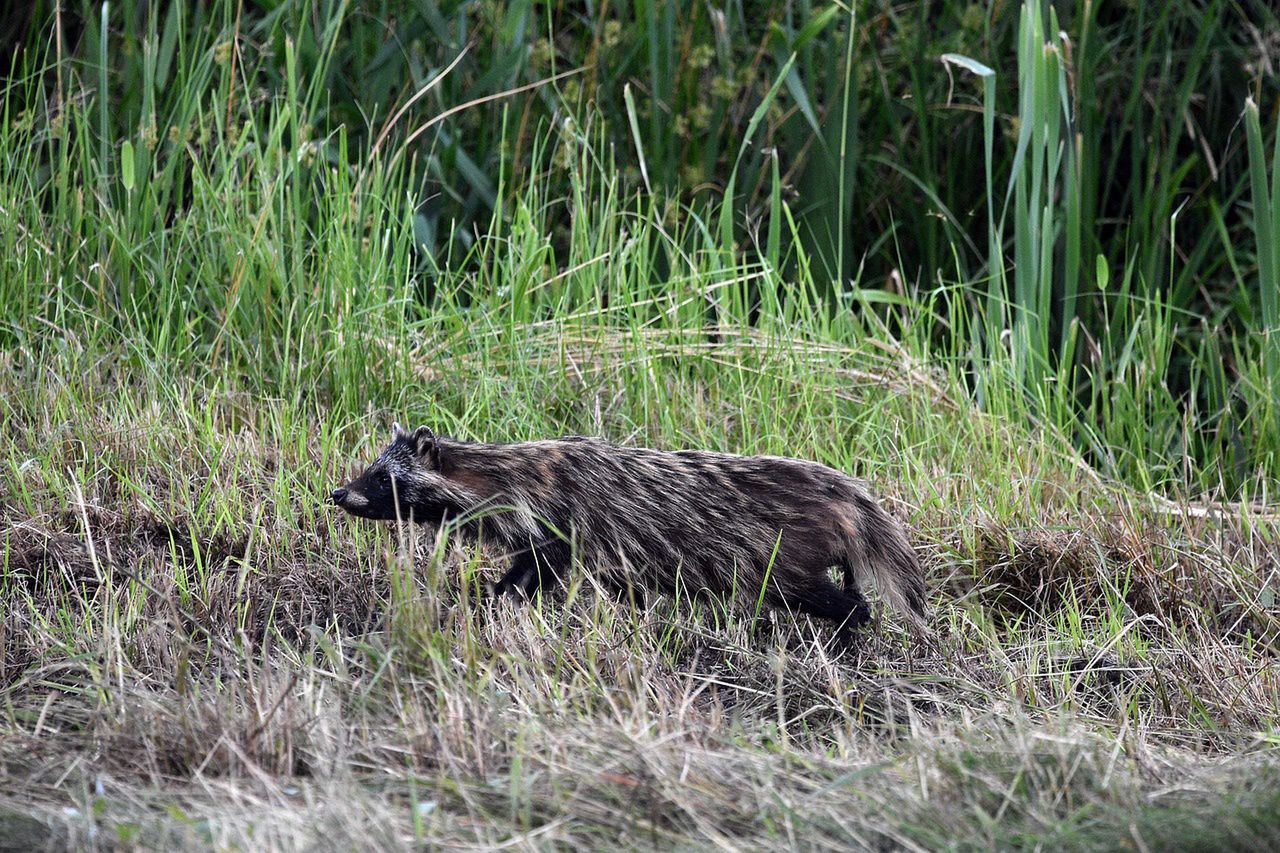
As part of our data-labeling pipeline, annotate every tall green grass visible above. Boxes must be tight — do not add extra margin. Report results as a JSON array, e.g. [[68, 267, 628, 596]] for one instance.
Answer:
[[2, 0, 1279, 495], [932, 0, 1279, 496], [945, 2, 1077, 401]]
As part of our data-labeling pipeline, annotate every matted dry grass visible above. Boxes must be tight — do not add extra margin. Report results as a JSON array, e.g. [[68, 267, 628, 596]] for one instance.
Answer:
[[3, 409, 1280, 849]]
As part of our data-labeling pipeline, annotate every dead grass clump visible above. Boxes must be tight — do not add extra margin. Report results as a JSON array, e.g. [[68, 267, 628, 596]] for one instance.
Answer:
[[968, 511, 1280, 635], [972, 524, 1105, 615]]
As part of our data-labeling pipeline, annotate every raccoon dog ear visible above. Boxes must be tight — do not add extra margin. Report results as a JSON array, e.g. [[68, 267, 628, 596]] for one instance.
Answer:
[[391, 422, 408, 440], [412, 426, 438, 462]]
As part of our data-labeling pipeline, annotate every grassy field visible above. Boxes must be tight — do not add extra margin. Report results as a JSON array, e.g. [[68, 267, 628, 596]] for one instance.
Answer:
[[3, 1, 1280, 849]]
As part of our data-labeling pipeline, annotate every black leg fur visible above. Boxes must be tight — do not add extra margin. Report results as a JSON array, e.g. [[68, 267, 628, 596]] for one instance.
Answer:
[[495, 536, 571, 599], [782, 572, 872, 637], [494, 554, 537, 598]]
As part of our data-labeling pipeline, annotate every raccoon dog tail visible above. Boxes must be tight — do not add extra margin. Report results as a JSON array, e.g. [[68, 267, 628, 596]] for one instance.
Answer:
[[842, 494, 927, 628]]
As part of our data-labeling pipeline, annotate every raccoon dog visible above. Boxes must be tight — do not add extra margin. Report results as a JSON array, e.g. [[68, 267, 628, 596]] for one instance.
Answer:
[[332, 425, 925, 635]]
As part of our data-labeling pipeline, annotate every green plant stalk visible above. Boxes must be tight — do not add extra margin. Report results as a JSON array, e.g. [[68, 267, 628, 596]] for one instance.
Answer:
[[1244, 98, 1280, 416]]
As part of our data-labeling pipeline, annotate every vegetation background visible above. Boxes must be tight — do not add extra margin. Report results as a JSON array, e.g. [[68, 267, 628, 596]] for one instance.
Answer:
[[2, 0, 1280, 848]]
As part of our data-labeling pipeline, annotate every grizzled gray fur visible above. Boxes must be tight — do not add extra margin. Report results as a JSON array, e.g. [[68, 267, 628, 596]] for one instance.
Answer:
[[331, 424, 926, 635]]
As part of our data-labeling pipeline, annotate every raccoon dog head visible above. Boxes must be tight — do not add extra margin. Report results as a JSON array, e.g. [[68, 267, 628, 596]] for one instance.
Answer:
[[331, 423, 443, 521]]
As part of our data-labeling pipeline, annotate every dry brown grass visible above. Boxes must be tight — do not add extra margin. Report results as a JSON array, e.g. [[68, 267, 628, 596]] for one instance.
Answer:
[[3, 403, 1280, 849]]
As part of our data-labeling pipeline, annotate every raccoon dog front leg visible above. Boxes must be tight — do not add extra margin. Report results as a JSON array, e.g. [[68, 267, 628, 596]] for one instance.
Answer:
[[494, 535, 571, 599]]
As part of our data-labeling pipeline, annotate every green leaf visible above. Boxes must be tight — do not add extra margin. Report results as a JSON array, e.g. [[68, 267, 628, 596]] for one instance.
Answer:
[[940, 53, 995, 78], [121, 141, 136, 192], [792, 5, 842, 54], [720, 53, 797, 255], [624, 84, 651, 194]]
